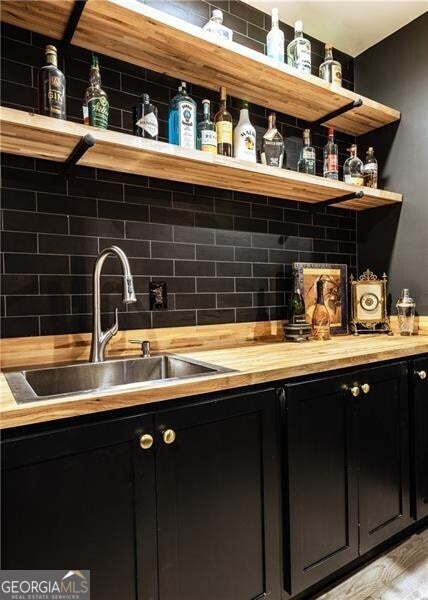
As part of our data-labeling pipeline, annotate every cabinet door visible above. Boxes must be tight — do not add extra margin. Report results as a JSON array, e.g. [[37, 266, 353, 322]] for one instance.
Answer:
[[154, 389, 281, 600], [358, 362, 411, 553], [284, 373, 358, 596], [412, 356, 428, 520], [1, 415, 157, 600]]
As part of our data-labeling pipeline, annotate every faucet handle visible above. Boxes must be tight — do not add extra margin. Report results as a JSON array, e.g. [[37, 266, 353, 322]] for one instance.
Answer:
[[130, 339, 151, 358]]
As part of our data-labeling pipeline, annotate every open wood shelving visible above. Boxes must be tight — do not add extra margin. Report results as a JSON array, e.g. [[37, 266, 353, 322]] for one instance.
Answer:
[[0, 107, 402, 210], [1, 0, 400, 136]]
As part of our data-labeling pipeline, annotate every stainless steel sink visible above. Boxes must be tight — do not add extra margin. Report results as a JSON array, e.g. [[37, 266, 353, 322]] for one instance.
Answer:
[[5, 355, 234, 404]]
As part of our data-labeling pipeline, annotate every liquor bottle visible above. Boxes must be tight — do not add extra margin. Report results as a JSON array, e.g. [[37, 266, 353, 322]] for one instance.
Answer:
[[38, 45, 66, 119], [202, 9, 233, 42], [168, 81, 196, 149], [214, 86, 233, 157], [297, 128, 316, 175], [363, 147, 378, 188], [343, 144, 364, 186], [234, 100, 256, 163], [287, 21, 311, 75], [323, 127, 339, 180], [197, 99, 217, 154], [266, 8, 284, 63], [261, 112, 284, 167], [133, 94, 158, 140], [312, 279, 331, 340], [288, 277, 306, 324], [83, 55, 109, 129], [319, 44, 342, 86]]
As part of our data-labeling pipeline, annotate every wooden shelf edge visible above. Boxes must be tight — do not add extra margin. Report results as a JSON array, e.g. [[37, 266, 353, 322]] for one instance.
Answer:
[[0, 0, 401, 136], [0, 107, 403, 211]]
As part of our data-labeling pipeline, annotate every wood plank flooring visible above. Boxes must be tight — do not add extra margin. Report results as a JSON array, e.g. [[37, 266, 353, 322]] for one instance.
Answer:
[[318, 528, 428, 600]]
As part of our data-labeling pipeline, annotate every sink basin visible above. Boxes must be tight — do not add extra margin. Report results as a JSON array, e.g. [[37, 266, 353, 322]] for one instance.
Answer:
[[5, 355, 233, 404]]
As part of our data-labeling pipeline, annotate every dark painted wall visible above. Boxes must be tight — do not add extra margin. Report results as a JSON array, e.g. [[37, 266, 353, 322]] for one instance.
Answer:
[[356, 13, 428, 314], [0, 1, 357, 337]]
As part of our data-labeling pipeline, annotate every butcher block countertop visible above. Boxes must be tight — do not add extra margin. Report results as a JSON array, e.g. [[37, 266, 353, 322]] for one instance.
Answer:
[[1, 334, 427, 430]]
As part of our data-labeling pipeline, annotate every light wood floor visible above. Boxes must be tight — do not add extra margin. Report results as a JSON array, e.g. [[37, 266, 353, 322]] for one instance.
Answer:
[[318, 528, 428, 600]]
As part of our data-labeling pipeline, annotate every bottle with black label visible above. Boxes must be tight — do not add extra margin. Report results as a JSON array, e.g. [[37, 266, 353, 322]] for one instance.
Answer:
[[134, 94, 159, 140], [261, 112, 284, 167], [83, 55, 109, 130], [38, 45, 66, 119]]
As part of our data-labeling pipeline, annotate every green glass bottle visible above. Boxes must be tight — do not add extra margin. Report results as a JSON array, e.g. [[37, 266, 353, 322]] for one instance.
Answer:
[[83, 55, 109, 130], [288, 275, 306, 324]]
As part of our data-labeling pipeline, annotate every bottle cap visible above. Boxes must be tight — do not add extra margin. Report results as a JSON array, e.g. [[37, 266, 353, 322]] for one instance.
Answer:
[[142, 93, 150, 102], [368, 146, 374, 151], [241, 100, 249, 109], [325, 43, 333, 50], [180, 81, 187, 88], [92, 54, 99, 67], [45, 45, 57, 54], [202, 99, 210, 105], [212, 9, 223, 20], [295, 20, 303, 31], [328, 127, 334, 136], [271, 7, 279, 20], [220, 86, 227, 100]]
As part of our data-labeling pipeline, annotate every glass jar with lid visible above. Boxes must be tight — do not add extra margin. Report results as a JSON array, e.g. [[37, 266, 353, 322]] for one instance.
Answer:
[[396, 288, 416, 335]]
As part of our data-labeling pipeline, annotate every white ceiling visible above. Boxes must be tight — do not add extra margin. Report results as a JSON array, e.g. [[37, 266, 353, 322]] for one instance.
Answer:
[[243, 0, 427, 56]]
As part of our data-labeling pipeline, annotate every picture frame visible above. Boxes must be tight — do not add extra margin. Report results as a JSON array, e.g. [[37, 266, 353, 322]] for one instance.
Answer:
[[293, 262, 348, 334]]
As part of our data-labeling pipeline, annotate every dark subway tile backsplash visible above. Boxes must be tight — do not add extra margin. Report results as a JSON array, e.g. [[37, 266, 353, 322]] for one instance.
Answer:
[[1, 5, 357, 337]]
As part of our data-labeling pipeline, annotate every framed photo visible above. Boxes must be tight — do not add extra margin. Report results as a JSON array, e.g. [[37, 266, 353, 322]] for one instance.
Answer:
[[293, 262, 348, 334]]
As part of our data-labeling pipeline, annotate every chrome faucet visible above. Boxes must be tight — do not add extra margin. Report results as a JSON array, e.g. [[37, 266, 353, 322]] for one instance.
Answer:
[[90, 246, 137, 362]]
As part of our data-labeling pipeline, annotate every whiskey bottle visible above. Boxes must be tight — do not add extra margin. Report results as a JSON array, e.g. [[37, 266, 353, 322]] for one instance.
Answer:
[[266, 8, 284, 63], [38, 45, 66, 119], [83, 55, 109, 129], [297, 128, 316, 175], [287, 21, 311, 75], [323, 127, 339, 180], [319, 44, 342, 85], [363, 147, 378, 188], [197, 99, 217, 154], [312, 279, 331, 340], [234, 100, 256, 162], [168, 82, 197, 149], [202, 9, 233, 42], [343, 144, 364, 186], [261, 112, 284, 167], [215, 86, 233, 157], [133, 94, 158, 140]]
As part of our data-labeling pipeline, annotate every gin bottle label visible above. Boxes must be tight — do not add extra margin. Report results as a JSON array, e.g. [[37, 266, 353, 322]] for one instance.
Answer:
[[88, 96, 109, 129], [201, 129, 217, 153], [178, 101, 195, 148], [296, 48, 311, 73], [136, 111, 159, 138]]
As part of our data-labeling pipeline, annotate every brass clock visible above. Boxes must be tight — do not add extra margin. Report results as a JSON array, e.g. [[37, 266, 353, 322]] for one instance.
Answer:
[[349, 269, 392, 335]]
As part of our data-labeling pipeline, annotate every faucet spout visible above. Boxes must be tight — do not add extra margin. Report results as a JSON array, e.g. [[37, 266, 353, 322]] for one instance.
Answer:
[[90, 246, 137, 362]]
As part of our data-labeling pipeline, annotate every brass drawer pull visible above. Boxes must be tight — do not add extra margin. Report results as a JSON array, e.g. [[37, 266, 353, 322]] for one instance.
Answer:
[[350, 386, 360, 397], [417, 370, 427, 380], [139, 433, 154, 450], [163, 429, 176, 444], [361, 383, 370, 394]]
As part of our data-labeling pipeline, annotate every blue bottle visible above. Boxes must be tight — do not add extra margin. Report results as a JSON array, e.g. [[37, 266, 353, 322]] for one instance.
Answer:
[[168, 82, 196, 149]]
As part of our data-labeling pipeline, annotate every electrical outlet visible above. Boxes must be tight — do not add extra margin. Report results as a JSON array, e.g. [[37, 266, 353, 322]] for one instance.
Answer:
[[150, 281, 167, 310]]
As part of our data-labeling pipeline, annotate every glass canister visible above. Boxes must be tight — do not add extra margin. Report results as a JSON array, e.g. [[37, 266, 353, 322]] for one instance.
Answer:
[[396, 288, 416, 335]]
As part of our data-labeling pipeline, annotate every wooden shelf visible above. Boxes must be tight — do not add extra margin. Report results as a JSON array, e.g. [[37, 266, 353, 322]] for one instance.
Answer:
[[0, 107, 402, 210], [1, 0, 400, 136]]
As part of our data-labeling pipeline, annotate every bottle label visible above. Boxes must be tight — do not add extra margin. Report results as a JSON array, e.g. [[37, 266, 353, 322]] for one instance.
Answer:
[[303, 147, 315, 160], [178, 101, 195, 148], [235, 128, 256, 161], [45, 75, 65, 118], [82, 105, 89, 125], [136, 111, 159, 138], [332, 65, 342, 85], [296, 48, 311, 73], [326, 154, 338, 172], [267, 34, 285, 62], [263, 128, 277, 142], [216, 121, 232, 145], [201, 129, 217, 153], [88, 96, 109, 129]]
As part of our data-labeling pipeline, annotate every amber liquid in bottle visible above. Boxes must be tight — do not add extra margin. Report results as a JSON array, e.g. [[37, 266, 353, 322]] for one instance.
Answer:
[[312, 279, 331, 340], [214, 86, 233, 157], [38, 45, 66, 119]]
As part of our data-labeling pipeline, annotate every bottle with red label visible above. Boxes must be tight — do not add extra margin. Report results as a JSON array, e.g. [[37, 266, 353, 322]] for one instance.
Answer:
[[323, 127, 339, 180]]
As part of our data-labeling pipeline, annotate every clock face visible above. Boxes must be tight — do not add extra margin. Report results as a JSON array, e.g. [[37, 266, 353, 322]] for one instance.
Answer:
[[359, 292, 380, 312]]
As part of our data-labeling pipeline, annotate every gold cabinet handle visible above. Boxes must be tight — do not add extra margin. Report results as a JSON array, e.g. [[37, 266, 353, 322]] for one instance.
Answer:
[[417, 370, 427, 380], [361, 383, 371, 394], [350, 386, 360, 397], [139, 433, 154, 450], [162, 429, 176, 445]]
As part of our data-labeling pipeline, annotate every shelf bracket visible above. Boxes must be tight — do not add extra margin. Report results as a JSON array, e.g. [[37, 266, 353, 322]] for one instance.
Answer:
[[61, 0, 87, 48], [64, 134, 95, 173], [310, 189, 364, 211], [311, 98, 363, 128]]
